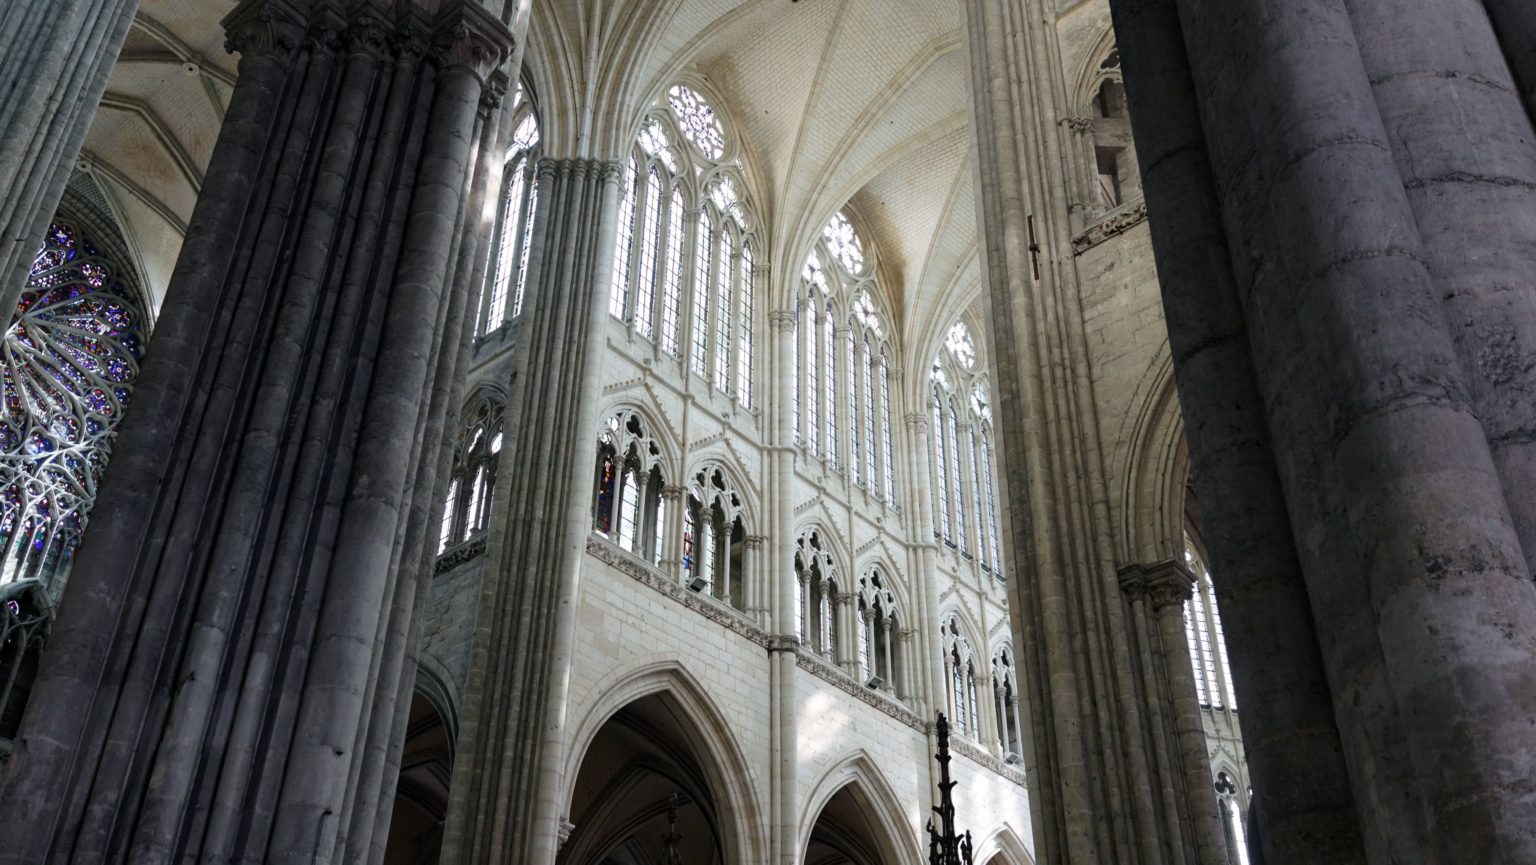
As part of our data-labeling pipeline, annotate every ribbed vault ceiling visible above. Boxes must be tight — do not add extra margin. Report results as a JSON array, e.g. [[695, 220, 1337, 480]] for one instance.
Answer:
[[528, 0, 984, 366]]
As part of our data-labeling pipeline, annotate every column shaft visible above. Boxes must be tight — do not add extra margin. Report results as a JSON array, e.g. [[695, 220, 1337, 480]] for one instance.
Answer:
[[1104, 0, 1369, 861], [0, 4, 513, 863], [439, 158, 621, 865], [0, 0, 137, 312]]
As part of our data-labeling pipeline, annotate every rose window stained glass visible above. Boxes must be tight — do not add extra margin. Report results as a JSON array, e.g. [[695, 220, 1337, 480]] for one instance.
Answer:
[[822, 211, 864, 274], [1, 222, 145, 587], [946, 321, 976, 369], [667, 85, 726, 159]]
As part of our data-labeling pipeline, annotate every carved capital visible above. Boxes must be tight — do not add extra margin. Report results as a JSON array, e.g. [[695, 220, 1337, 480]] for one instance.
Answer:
[[432, 1, 514, 85], [904, 412, 929, 434], [479, 69, 511, 114], [661, 484, 687, 501], [343, 13, 392, 58], [896, 626, 916, 644], [223, 0, 307, 58], [744, 534, 766, 552], [834, 591, 856, 608], [768, 309, 798, 332], [1142, 559, 1196, 610]]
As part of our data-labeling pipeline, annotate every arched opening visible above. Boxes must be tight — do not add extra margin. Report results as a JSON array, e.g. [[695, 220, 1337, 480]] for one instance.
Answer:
[[383, 690, 454, 865], [804, 784, 893, 865], [560, 693, 729, 865]]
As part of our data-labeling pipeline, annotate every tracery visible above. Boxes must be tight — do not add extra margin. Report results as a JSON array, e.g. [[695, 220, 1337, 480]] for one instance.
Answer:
[[930, 320, 1003, 576], [438, 397, 504, 554], [941, 615, 980, 738], [795, 211, 896, 507], [478, 86, 542, 335], [608, 85, 756, 409], [793, 529, 838, 659], [684, 464, 747, 610], [1, 221, 146, 592], [855, 568, 902, 697], [592, 410, 667, 565]]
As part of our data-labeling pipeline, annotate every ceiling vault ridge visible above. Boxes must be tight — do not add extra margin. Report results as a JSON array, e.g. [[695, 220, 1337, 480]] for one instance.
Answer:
[[96, 92, 206, 192]]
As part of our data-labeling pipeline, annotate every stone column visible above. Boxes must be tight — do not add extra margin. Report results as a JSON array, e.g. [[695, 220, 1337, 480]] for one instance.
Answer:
[[1145, 565, 1231, 865], [765, 307, 800, 865], [1118, 569, 1191, 865], [0, 0, 137, 313], [657, 484, 685, 575], [1170, 0, 1536, 857], [1347, 0, 1536, 573], [744, 534, 767, 625], [904, 411, 945, 718], [0, 3, 513, 863], [1103, 0, 1370, 861], [439, 156, 622, 865], [962, 0, 1202, 862], [836, 591, 858, 676]]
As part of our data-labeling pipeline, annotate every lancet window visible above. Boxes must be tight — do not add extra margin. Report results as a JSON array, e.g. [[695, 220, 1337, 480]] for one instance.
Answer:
[[438, 399, 505, 554], [684, 465, 746, 610], [855, 569, 901, 696], [592, 411, 667, 565], [608, 85, 756, 408], [795, 211, 896, 506], [793, 530, 838, 659], [992, 647, 1024, 759], [1183, 535, 1237, 711], [478, 85, 542, 335], [930, 321, 1003, 575], [941, 616, 980, 738], [1, 220, 146, 593], [1215, 771, 1251, 865]]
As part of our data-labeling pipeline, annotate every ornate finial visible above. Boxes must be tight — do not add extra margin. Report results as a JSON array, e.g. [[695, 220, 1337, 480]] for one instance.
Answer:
[[658, 791, 684, 865], [928, 712, 975, 865]]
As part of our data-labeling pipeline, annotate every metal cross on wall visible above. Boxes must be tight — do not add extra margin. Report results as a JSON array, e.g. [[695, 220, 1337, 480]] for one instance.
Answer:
[[927, 713, 975, 865]]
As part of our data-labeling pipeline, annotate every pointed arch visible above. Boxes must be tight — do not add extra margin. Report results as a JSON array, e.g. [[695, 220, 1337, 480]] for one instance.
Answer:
[[1115, 351, 1188, 566], [798, 751, 924, 865], [973, 822, 1035, 865], [561, 660, 765, 865]]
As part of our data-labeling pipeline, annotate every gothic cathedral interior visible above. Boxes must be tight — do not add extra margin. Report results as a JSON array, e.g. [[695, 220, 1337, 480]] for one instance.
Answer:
[[2, 0, 1534, 864]]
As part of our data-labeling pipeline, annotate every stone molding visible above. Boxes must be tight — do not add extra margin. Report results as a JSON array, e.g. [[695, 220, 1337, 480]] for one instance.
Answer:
[[436, 535, 488, 574], [587, 535, 1032, 787], [948, 735, 1029, 786], [1071, 200, 1148, 254]]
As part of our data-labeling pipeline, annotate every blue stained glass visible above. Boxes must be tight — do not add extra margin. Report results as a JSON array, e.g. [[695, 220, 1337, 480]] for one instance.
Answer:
[[3, 220, 145, 588]]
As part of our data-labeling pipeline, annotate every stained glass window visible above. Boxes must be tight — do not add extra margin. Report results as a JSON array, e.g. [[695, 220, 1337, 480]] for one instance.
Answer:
[[1185, 537, 1237, 711], [931, 326, 1004, 574], [634, 167, 663, 339], [660, 187, 685, 356], [823, 211, 864, 274], [480, 98, 541, 334], [610, 87, 756, 406], [737, 243, 754, 407], [1, 222, 146, 590], [438, 400, 504, 557], [609, 158, 638, 320], [691, 212, 712, 373], [667, 85, 726, 159], [713, 230, 732, 392], [946, 320, 976, 369], [797, 213, 892, 496], [592, 411, 667, 564]]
